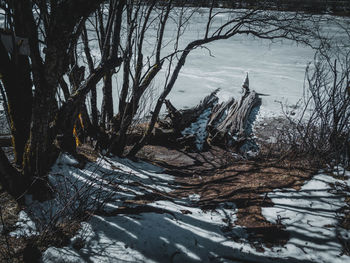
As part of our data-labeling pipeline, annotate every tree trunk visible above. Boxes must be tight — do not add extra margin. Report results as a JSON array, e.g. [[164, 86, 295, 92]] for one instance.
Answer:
[[0, 40, 32, 168], [82, 25, 99, 128], [207, 98, 235, 132], [90, 87, 99, 128], [110, 103, 134, 156], [0, 148, 27, 199], [22, 87, 58, 179], [101, 71, 114, 129]]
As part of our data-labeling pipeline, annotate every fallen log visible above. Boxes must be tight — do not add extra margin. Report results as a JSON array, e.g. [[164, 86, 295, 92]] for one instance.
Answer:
[[207, 89, 260, 147], [156, 74, 260, 151], [207, 98, 235, 133], [160, 88, 220, 132], [104, 74, 260, 153]]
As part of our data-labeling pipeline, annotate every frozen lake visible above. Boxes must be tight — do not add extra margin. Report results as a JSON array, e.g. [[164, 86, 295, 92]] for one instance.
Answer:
[[166, 35, 314, 117], [102, 9, 349, 119], [1, 9, 348, 120]]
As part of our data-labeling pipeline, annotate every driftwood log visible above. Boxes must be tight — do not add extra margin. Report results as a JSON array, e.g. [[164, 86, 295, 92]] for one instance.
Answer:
[[158, 74, 261, 150], [105, 74, 260, 152], [160, 88, 220, 133], [207, 88, 260, 147]]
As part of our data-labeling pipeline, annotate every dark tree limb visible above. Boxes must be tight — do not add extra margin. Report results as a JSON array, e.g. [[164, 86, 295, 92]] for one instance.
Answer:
[[0, 148, 25, 199], [54, 56, 123, 153]]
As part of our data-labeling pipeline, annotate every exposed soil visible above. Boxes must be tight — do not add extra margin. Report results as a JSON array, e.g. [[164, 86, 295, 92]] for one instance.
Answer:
[[0, 133, 320, 260], [137, 144, 315, 249]]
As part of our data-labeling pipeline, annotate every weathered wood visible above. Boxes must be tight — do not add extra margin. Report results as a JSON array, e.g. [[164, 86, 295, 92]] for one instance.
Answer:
[[207, 98, 235, 133], [228, 91, 259, 138], [207, 89, 260, 147], [112, 73, 259, 153], [176, 134, 196, 149], [161, 88, 220, 132], [153, 74, 261, 151]]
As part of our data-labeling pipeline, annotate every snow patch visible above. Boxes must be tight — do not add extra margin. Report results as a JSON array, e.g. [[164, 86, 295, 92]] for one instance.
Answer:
[[56, 153, 79, 166], [41, 156, 350, 263], [262, 174, 350, 263], [10, 211, 38, 237], [182, 108, 212, 151]]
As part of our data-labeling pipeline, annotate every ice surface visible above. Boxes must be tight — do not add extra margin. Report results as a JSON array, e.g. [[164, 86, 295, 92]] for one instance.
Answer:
[[88, 10, 350, 119]]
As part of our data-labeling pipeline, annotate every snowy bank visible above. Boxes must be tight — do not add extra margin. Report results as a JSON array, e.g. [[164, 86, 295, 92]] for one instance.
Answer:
[[37, 155, 350, 263]]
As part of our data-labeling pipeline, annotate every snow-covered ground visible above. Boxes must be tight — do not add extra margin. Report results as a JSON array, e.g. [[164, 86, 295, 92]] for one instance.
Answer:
[[262, 169, 350, 263], [10, 153, 348, 263]]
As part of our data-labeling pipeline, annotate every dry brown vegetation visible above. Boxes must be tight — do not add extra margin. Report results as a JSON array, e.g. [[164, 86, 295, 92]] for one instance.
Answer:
[[137, 144, 315, 249]]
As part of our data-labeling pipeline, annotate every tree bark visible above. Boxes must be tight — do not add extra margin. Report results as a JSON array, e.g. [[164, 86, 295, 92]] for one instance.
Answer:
[[0, 148, 26, 199], [82, 25, 99, 127], [101, 71, 114, 129], [207, 98, 235, 132], [21, 0, 108, 180], [0, 41, 32, 167]]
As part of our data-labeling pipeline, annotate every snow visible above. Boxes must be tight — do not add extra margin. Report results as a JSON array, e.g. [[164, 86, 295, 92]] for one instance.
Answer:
[[57, 153, 80, 166], [182, 108, 212, 150], [76, 8, 350, 126], [177, 37, 311, 119], [9, 211, 38, 237], [2, 6, 349, 263], [0, 111, 9, 134], [22, 154, 175, 230], [37, 154, 350, 263], [262, 173, 350, 263]]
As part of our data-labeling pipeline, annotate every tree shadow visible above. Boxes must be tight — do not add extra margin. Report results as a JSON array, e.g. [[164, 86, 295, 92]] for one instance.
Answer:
[[40, 154, 348, 263]]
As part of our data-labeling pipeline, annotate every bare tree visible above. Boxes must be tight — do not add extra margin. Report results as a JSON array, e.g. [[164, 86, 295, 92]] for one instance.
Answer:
[[83, 1, 321, 157], [0, 0, 123, 198], [81, 0, 125, 131], [0, 0, 323, 197], [127, 4, 321, 156], [279, 19, 350, 164]]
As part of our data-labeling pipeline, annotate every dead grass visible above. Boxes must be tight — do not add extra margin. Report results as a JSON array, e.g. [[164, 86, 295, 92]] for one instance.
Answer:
[[0, 148, 92, 262], [139, 144, 315, 249], [0, 184, 21, 262], [76, 144, 99, 163]]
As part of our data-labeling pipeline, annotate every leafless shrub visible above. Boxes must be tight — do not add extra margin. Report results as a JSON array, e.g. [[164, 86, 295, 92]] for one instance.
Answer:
[[20, 155, 120, 250], [274, 22, 350, 167]]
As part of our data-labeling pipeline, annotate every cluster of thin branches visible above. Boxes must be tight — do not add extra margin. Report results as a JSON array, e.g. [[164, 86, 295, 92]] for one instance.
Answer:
[[275, 20, 350, 166]]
